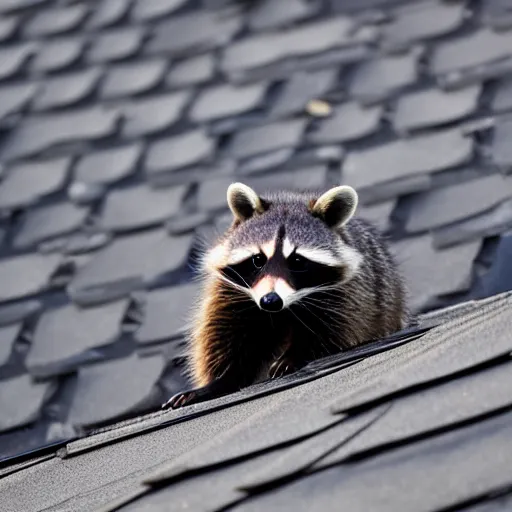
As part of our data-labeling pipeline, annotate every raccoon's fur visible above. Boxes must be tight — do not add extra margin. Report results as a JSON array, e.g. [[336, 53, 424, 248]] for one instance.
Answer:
[[165, 183, 408, 409]]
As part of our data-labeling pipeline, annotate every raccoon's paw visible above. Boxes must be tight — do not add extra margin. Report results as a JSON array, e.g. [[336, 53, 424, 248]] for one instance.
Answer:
[[162, 389, 199, 409], [268, 358, 297, 379]]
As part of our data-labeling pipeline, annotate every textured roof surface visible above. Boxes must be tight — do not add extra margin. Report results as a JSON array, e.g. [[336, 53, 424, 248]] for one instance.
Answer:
[[1, 0, 512, 506]]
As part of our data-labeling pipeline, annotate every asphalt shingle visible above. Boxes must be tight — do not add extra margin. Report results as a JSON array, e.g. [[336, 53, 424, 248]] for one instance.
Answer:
[[392, 234, 481, 311], [0, 108, 120, 161], [98, 183, 187, 232], [87, 27, 146, 63], [349, 47, 421, 102], [166, 54, 216, 88], [307, 101, 382, 143], [33, 69, 103, 111], [270, 69, 338, 118], [0, 253, 61, 302], [381, 0, 465, 46], [135, 284, 199, 344], [13, 202, 89, 249], [87, 0, 131, 29], [0, 43, 34, 81], [74, 143, 142, 185], [0, 83, 38, 122], [342, 128, 473, 189], [229, 119, 306, 160], [30, 36, 85, 73], [405, 174, 512, 233], [24, 4, 87, 37], [222, 17, 376, 75], [190, 82, 268, 123], [146, 129, 214, 176], [26, 300, 128, 378], [248, 0, 321, 31], [118, 91, 191, 137], [0, 375, 54, 433], [131, 0, 188, 21], [0, 157, 70, 210], [66, 353, 165, 426], [490, 114, 512, 172], [68, 230, 193, 305], [393, 85, 482, 132], [147, 9, 242, 56], [0, 323, 21, 366], [100, 59, 167, 100], [432, 27, 512, 75]]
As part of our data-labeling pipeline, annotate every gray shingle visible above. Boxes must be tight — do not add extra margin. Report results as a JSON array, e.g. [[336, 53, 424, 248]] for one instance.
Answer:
[[342, 128, 473, 189], [98, 183, 187, 232], [433, 199, 512, 249], [119, 91, 191, 137], [190, 82, 268, 123], [405, 174, 512, 233], [0, 300, 41, 327], [87, 27, 145, 63], [391, 234, 481, 311], [67, 353, 165, 426], [491, 114, 512, 172], [30, 36, 85, 73], [26, 300, 128, 378], [24, 4, 87, 37], [229, 119, 306, 160], [0, 83, 38, 122], [74, 143, 142, 185], [0, 253, 61, 302], [432, 27, 512, 75], [307, 101, 382, 143], [237, 148, 295, 175], [222, 17, 376, 74], [68, 182, 106, 205], [147, 9, 242, 56], [480, 232, 512, 297], [132, 0, 188, 21], [492, 77, 512, 112], [100, 59, 166, 100], [270, 69, 338, 118], [393, 84, 482, 132], [198, 167, 328, 211], [248, 0, 321, 31], [13, 202, 89, 249], [87, 0, 131, 29], [0, 323, 21, 366], [65, 232, 112, 256], [146, 129, 214, 175], [0, 157, 70, 210], [33, 68, 102, 111], [0, 375, 54, 433], [166, 54, 216, 88], [349, 47, 421, 102], [1, 108, 120, 161], [0, 43, 34, 80], [135, 284, 199, 344], [0, 15, 19, 42], [357, 200, 395, 232], [382, 0, 465, 45], [68, 230, 193, 305]]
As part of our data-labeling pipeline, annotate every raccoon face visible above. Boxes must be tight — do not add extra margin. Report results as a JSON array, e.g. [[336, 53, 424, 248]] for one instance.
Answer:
[[204, 183, 362, 312]]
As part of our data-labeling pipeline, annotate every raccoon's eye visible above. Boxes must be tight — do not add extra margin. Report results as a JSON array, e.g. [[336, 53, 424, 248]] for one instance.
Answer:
[[252, 253, 267, 269], [288, 254, 308, 272]]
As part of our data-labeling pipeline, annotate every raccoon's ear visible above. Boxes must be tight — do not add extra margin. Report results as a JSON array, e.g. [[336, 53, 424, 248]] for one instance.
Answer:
[[312, 186, 358, 228], [227, 182, 265, 221]]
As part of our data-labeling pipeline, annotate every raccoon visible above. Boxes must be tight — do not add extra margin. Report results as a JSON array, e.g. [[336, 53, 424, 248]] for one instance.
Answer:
[[165, 183, 408, 409]]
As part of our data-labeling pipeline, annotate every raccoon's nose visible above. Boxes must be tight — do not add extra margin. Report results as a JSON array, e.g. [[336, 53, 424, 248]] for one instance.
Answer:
[[260, 292, 284, 312]]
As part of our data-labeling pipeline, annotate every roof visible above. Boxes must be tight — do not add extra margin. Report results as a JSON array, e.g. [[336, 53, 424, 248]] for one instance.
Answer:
[[1, 0, 512, 508], [1, 292, 512, 511]]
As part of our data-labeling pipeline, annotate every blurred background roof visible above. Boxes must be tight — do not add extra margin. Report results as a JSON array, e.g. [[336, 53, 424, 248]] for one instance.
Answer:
[[1, 1, 512, 506]]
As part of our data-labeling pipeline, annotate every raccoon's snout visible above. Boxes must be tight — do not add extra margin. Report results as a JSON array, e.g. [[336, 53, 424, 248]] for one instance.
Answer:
[[260, 292, 284, 312]]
